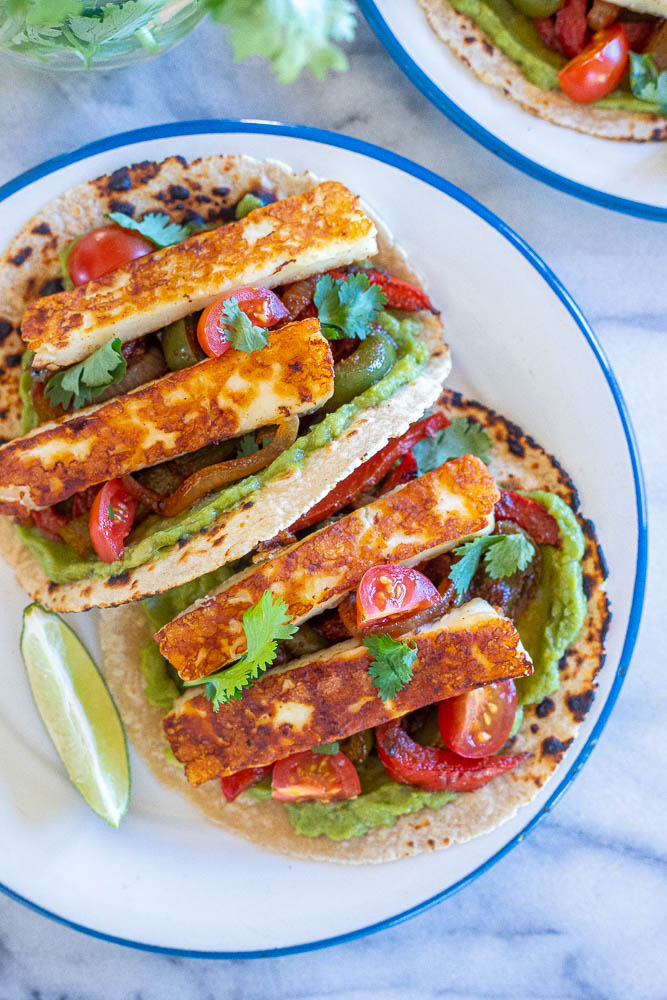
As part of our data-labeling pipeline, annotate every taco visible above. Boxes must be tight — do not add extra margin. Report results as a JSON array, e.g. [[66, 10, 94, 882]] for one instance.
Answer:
[[0, 154, 450, 612], [418, 0, 667, 139], [98, 389, 609, 864]]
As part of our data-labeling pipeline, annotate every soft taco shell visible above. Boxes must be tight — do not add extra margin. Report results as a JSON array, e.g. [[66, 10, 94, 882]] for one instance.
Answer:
[[0, 154, 449, 612], [418, 0, 667, 141], [97, 389, 609, 865]]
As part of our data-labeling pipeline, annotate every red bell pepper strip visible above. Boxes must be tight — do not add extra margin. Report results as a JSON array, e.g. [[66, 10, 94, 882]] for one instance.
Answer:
[[555, 0, 589, 58], [494, 490, 559, 545], [290, 412, 449, 532], [380, 451, 418, 495], [375, 718, 530, 792], [221, 765, 273, 803], [328, 268, 438, 314], [534, 15, 565, 54], [31, 506, 69, 541]]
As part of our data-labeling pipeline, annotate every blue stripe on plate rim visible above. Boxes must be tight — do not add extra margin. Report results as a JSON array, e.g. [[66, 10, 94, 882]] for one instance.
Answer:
[[358, 0, 667, 222], [0, 119, 648, 959]]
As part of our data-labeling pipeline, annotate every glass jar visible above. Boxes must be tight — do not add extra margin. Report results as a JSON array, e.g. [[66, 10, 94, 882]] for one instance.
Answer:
[[0, 0, 205, 71]]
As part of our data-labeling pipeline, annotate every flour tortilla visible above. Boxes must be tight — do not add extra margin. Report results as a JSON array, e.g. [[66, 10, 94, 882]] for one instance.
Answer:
[[419, 0, 667, 141], [0, 154, 449, 612], [98, 388, 609, 865]]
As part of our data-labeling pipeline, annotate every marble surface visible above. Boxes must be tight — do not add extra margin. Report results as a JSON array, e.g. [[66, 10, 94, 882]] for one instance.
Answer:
[[0, 11, 665, 998]]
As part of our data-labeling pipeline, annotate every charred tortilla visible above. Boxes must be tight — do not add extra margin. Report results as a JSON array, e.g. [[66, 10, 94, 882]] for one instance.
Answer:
[[0, 154, 449, 612], [97, 389, 609, 864], [419, 0, 667, 141]]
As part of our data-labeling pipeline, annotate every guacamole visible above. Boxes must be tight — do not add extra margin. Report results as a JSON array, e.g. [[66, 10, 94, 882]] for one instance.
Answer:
[[18, 312, 427, 585], [449, 0, 663, 114]]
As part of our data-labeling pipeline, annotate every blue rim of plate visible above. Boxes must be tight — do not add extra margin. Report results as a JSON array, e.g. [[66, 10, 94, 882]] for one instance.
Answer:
[[0, 120, 648, 958], [359, 0, 667, 222]]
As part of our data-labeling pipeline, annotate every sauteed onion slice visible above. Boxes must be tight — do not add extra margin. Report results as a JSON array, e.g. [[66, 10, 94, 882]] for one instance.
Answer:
[[122, 416, 299, 518]]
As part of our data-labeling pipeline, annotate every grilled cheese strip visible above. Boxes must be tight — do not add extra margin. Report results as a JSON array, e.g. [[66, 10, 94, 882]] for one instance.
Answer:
[[22, 182, 378, 371], [157, 455, 499, 680], [163, 600, 533, 785], [0, 319, 333, 514]]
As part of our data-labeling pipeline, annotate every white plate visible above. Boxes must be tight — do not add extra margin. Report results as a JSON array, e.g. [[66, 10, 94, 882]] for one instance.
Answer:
[[360, 0, 667, 220], [0, 121, 646, 956]]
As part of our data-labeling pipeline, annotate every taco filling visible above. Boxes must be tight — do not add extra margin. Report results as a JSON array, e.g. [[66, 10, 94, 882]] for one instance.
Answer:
[[1, 179, 443, 594], [141, 413, 588, 842]]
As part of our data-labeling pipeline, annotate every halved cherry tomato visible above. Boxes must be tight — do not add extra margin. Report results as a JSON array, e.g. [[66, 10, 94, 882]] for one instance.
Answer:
[[375, 718, 529, 792], [328, 268, 437, 313], [221, 765, 273, 803], [196, 286, 289, 358], [356, 564, 441, 630], [494, 490, 559, 545], [558, 24, 629, 102], [67, 225, 154, 286], [88, 479, 137, 563], [438, 680, 518, 759], [271, 749, 361, 803], [290, 412, 449, 532]]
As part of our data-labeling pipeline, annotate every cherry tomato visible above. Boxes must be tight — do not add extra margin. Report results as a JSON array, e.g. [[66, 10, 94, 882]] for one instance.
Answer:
[[67, 225, 154, 286], [196, 286, 289, 358], [221, 765, 273, 802], [438, 680, 518, 759], [356, 564, 441, 630], [494, 490, 559, 545], [328, 268, 437, 313], [271, 749, 361, 803], [88, 479, 137, 563], [558, 25, 629, 102], [375, 718, 528, 792]]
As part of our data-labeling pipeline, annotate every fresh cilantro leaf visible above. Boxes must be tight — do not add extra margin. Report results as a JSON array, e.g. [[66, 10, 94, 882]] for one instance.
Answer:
[[107, 503, 115, 522], [630, 53, 667, 113], [484, 532, 535, 580], [205, 0, 356, 83], [237, 433, 259, 457], [314, 272, 386, 341], [312, 741, 340, 755], [413, 417, 492, 475], [107, 210, 197, 248], [196, 591, 297, 709], [364, 633, 417, 702], [44, 337, 126, 410], [448, 533, 536, 599], [220, 298, 269, 353]]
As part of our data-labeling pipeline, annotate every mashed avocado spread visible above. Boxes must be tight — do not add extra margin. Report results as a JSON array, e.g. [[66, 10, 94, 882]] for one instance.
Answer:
[[18, 312, 427, 585], [139, 490, 587, 841], [449, 0, 662, 114]]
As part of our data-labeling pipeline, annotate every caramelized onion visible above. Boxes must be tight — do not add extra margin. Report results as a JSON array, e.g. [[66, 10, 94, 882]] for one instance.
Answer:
[[122, 416, 299, 518]]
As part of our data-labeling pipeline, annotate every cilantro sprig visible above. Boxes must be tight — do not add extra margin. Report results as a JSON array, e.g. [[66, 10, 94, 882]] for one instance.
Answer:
[[44, 337, 126, 411], [194, 591, 297, 710], [107, 210, 200, 248], [220, 298, 270, 353], [314, 272, 386, 340], [413, 417, 492, 475], [364, 633, 417, 702], [629, 53, 667, 113], [448, 533, 535, 599]]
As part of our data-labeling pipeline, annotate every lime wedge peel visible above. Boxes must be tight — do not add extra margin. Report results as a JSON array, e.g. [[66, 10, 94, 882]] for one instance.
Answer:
[[20, 603, 130, 827]]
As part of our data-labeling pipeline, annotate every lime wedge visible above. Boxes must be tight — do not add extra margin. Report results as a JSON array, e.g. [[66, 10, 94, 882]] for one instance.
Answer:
[[20, 603, 130, 827]]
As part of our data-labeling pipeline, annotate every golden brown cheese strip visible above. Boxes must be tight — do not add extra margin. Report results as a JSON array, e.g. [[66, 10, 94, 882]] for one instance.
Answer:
[[163, 600, 533, 785], [0, 319, 332, 514], [22, 182, 378, 371], [157, 455, 499, 681]]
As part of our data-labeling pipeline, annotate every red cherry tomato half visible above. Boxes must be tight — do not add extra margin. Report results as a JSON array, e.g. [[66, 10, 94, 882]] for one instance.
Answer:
[[88, 479, 137, 563], [558, 25, 629, 103], [356, 564, 441, 630], [67, 225, 154, 286], [438, 680, 518, 759], [271, 749, 361, 803], [221, 764, 273, 802], [196, 286, 289, 358]]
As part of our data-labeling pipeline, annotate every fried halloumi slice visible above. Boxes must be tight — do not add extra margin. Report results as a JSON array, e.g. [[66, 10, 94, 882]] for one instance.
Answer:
[[22, 182, 378, 371], [157, 455, 499, 681], [163, 599, 533, 785], [0, 319, 333, 514]]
